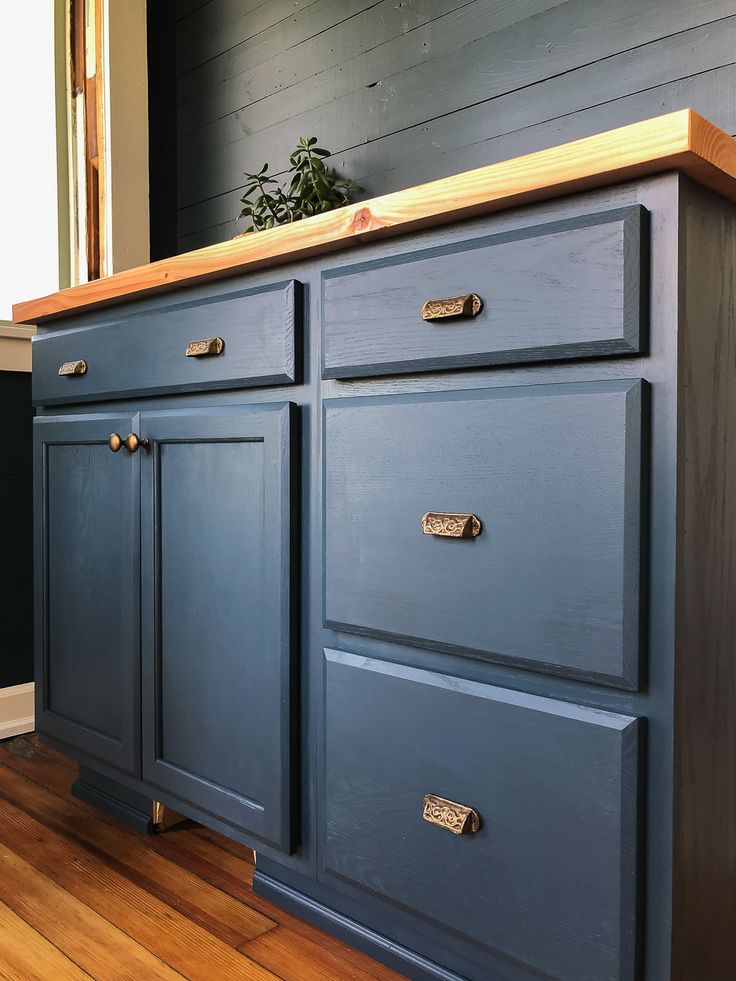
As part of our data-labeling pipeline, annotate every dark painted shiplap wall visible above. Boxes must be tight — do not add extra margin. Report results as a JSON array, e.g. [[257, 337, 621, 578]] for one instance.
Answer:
[[155, 0, 736, 256], [0, 372, 33, 688]]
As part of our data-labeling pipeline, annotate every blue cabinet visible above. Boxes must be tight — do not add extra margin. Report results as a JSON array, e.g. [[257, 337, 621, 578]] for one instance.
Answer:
[[30, 175, 736, 980], [322, 649, 639, 981], [34, 403, 296, 849], [140, 403, 295, 851], [33, 413, 141, 775], [324, 379, 645, 688]]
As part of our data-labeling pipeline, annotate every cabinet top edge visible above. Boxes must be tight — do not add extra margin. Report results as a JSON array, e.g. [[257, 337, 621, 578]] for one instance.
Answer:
[[14, 109, 736, 327]]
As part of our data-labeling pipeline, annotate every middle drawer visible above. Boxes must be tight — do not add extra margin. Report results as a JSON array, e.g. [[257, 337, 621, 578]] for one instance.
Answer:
[[324, 379, 646, 689]]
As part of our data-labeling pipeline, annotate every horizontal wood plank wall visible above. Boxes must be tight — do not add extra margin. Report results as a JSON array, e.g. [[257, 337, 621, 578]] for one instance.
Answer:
[[166, 0, 736, 254]]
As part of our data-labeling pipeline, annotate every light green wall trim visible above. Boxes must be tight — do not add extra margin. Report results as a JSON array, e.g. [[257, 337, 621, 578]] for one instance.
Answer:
[[0, 321, 35, 373], [54, 0, 71, 291]]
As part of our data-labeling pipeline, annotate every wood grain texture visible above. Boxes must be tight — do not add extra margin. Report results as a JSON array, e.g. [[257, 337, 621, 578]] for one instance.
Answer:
[[0, 844, 183, 981], [671, 178, 736, 981], [0, 901, 91, 981], [0, 762, 274, 947], [0, 800, 278, 980], [2, 735, 258, 901], [0, 734, 400, 981], [240, 924, 408, 981], [13, 110, 736, 324]]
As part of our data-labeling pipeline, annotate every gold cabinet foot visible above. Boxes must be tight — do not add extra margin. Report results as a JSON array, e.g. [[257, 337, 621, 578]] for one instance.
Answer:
[[151, 801, 187, 831]]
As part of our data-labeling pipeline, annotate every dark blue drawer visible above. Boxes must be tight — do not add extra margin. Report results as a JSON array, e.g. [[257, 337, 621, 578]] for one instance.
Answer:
[[32, 279, 301, 405], [321, 649, 639, 981], [322, 206, 647, 378], [324, 379, 646, 688]]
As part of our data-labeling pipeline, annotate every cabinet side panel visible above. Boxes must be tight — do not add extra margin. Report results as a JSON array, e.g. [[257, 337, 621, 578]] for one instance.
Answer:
[[673, 178, 736, 980]]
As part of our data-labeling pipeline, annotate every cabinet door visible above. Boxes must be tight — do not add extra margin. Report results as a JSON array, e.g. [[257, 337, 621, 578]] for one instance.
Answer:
[[140, 403, 295, 852], [34, 413, 141, 774]]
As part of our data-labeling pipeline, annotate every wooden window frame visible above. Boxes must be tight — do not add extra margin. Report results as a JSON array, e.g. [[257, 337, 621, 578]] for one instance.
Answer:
[[65, 0, 150, 284]]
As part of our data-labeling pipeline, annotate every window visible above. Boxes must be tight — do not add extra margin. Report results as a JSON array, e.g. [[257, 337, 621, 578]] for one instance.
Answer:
[[65, 0, 149, 282]]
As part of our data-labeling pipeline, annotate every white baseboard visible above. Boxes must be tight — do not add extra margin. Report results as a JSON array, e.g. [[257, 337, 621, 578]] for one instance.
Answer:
[[0, 683, 35, 740]]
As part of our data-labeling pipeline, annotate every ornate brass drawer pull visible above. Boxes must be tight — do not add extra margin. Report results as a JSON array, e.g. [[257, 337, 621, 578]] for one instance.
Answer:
[[422, 794, 481, 835], [421, 293, 483, 322], [185, 336, 224, 357], [58, 359, 87, 376], [421, 512, 482, 538], [108, 433, 149, 454]]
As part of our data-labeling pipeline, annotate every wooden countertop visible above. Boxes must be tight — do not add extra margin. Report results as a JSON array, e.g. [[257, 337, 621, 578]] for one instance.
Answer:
[[14, 108, 736, 326]]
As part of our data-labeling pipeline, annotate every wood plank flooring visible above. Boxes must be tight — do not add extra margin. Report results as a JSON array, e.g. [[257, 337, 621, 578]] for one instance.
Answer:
[[0, 734, 406, 981]]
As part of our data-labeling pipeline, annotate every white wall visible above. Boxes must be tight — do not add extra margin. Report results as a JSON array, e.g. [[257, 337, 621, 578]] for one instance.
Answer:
[[0, 3, 60, 322]]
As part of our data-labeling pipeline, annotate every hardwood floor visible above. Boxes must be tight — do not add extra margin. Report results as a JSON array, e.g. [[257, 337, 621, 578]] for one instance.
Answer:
[[0, 734, 406, 981]]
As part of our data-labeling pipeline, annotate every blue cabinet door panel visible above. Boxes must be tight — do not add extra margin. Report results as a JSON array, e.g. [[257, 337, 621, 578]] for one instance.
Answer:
[[33, 413, 141, 775], [140, 402, 296, 852]]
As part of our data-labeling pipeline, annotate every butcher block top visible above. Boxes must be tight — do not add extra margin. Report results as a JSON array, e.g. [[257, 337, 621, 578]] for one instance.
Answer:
[[13, 108, 736, 326]]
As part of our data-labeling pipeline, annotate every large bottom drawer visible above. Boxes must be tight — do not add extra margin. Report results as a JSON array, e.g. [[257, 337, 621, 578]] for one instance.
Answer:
[[321, 649, 639, 981]]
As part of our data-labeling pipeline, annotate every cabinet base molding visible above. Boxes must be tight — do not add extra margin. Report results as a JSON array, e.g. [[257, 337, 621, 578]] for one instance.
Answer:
[[0, 683, 34, 741], [253, 870, 465, 981], [72, 767, 155, 835]]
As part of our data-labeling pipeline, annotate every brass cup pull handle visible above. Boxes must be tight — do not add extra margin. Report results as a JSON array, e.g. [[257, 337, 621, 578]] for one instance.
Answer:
[[108, 433, 149, 454], [421, 293, 483, 322], [423, 794, 481, 835], [58, 359, 87, 376], [422, 512, 482, 538], [186, 336, 224, 357]]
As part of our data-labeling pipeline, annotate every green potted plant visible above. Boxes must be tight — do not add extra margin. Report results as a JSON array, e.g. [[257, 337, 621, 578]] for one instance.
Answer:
[[237, 137, 359, 233]]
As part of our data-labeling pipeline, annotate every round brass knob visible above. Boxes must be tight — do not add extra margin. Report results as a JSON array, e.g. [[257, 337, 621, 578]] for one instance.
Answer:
[[123, 433, 149, 454], [108, 433, 123, 453]]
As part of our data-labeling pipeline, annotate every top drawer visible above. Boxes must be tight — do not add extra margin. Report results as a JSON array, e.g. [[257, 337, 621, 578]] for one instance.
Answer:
[[322, 206, 647, 378], [33, 279, 301, 405]]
